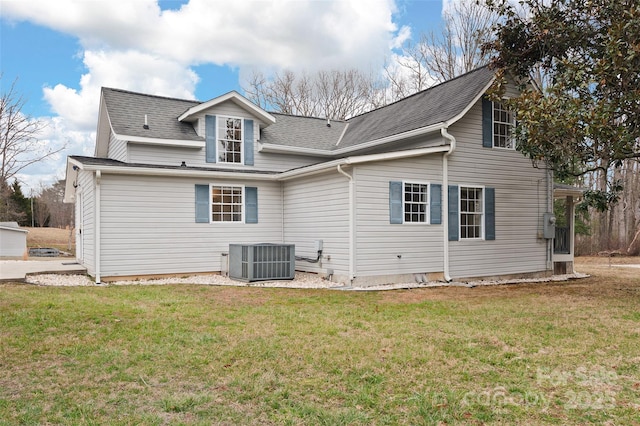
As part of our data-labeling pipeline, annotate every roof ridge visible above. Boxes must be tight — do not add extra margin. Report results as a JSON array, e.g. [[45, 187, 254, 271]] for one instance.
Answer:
[[269, 111, 348, 122], [347, 65, 492, 122], [102, 87, 199, 104]]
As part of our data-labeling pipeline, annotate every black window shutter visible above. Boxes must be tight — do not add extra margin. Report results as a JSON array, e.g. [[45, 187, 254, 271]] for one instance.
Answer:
[[195, 184, 210, 223], [245, 187, 258, 223], [430, 184, 442, 224], [485, 187, 495, 240], [389, 181, 403, 224], [205, 115, 217, 163], [482, 98, 492, 148], [448, 185, 459, 241]]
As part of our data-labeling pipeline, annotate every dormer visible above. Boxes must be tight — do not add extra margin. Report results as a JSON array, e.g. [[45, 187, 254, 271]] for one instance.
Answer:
[[178, 91, 276, 166]]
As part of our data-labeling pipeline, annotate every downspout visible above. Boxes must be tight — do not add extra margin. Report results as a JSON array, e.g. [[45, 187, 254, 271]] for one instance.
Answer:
[[336, 164, 355, 283], [441, 127, 456, 282], [95, 170, 101, 284]]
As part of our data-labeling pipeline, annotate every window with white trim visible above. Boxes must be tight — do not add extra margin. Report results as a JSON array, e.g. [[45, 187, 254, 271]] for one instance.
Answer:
[[460, 186, 483, 239], [493, 102, 515, 149], [404, 182, 429, 223], [217, 116, 243, 163], [211, 185, 243, 222]]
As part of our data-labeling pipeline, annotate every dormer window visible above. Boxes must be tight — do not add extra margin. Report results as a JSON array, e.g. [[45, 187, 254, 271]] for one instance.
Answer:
[[492, 102, 515, 149], [218, 116, 243, 163]]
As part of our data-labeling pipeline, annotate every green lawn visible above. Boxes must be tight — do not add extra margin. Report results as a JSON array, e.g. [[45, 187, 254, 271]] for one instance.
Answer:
[[1, 261, 639, 425]]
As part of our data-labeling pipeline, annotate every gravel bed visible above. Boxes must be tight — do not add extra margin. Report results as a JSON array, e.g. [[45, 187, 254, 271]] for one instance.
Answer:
[[24, 271, 589, 290]]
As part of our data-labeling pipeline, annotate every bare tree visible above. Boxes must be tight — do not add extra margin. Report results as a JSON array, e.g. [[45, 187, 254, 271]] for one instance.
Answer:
[[38, 179, 74, 228], [395, 1, 497, 87], [0, 75, 58, 185], [243, 68, 381, 120]]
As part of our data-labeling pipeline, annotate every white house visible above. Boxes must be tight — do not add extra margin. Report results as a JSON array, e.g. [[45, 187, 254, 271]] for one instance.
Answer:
[[64, 66, 580, 284]]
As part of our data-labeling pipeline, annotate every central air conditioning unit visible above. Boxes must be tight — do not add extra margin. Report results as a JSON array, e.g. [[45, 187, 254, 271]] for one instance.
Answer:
[[228, 243, 295, 282]]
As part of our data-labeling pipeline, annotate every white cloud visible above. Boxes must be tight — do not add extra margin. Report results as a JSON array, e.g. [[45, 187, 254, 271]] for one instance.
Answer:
[[3, 0, 402, 72], [43, 50, 199, 132], [2, 0, 407, 189], [15, 116, 95, 193]]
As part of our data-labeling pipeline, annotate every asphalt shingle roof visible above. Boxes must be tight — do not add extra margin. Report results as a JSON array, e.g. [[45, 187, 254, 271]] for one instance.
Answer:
[[259, 113, 348, 150], [100, 66, 495, 152], [102, 88, 202, 141], [338, 66, 495, 148]]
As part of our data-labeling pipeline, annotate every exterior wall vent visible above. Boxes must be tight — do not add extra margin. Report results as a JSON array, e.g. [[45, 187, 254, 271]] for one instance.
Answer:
[[228, 243, 295, 282]]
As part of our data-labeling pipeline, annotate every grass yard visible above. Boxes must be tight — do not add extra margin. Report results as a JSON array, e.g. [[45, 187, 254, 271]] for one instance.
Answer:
[[1, 258, 639, 425]]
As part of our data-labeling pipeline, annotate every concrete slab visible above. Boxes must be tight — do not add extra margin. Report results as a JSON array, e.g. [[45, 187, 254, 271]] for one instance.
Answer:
[[0, 258, 86, 282]]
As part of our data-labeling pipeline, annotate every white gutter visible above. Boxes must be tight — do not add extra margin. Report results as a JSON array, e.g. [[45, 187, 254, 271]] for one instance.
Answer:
[[95, 170, 102, 284], [79, 164, 277, 181], [441, 127, 456, 282], [336, 164, 355, 282], [116, 134, 205, 148]]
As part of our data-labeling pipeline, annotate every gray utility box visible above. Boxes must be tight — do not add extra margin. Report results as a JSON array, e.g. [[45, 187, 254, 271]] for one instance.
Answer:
[[228, 243, 295, 282]]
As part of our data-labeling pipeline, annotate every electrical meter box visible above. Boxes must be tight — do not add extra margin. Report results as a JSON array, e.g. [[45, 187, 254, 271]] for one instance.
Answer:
[[543, 213, 556, 239]]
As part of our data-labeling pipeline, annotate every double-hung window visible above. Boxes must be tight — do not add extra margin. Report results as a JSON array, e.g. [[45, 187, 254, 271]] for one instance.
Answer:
[[482, 98, 515, 150], [211, 185, 243, 222], [217, 116, 243, 163], [389, 181, 441, 225], [404, 182, 429, 223], [195, 184, 258, 224], [448, 184, 494, 241], [492, 101, 515, 149], [459, 186, 483, 239]]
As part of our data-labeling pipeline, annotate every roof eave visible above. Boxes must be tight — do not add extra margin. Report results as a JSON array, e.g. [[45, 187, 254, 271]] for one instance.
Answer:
[[554, 185, 586, 199], [117, 134, 205, 148], [178, 91, 276, 125], [333, 122, 447, 156], [445, 77, 496, 127], [73, 162, 278, 181], [63, 157, 84, 203]]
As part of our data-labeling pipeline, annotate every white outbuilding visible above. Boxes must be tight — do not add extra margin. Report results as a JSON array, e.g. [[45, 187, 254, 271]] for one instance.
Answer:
[[0, 222, 28, 258]]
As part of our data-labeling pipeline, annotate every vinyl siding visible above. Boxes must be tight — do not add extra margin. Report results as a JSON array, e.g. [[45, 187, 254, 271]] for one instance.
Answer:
[[283, 171, 350, 279], [354, 156, 445, 278], [447, 98, 550, 278], [128, 144, 206, 167], [107, 134, 127, 162], [97, 174, 283, 277], [76, 170, 95, 275], [128, 142, 321, 172]]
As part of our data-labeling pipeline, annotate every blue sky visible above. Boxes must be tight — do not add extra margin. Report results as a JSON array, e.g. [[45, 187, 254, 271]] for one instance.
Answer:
[[1, 0, 448, 192]]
